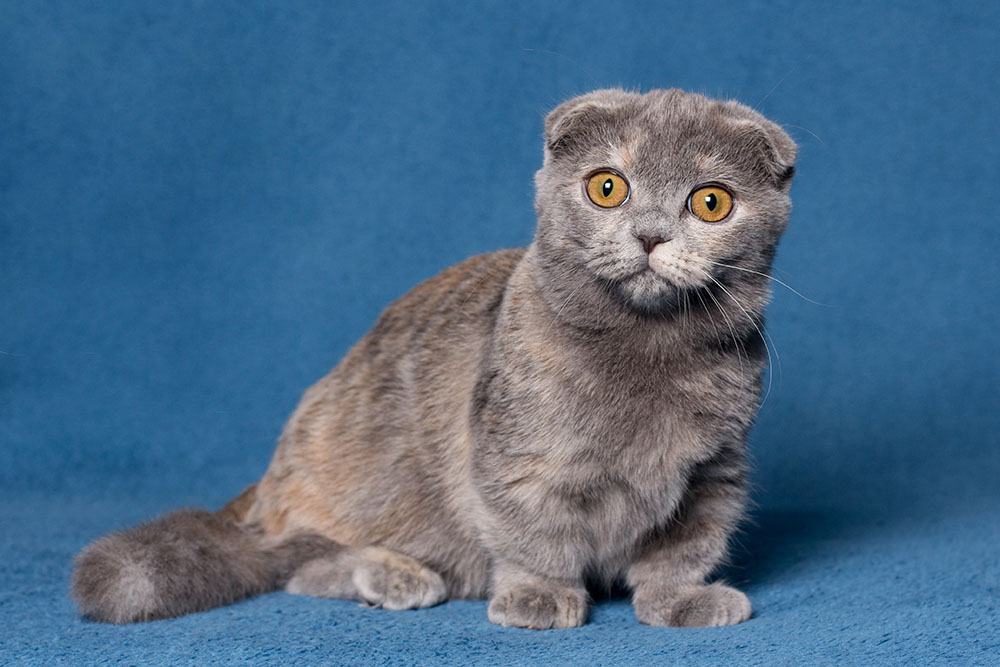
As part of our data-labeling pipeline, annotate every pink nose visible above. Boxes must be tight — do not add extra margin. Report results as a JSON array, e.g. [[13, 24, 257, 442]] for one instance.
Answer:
[[636, 234, 667, 254]]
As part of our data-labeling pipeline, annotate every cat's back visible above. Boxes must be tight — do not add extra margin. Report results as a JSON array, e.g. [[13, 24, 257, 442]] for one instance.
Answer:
[[248, 248, 524, 549], [344, 247, 525, 377]]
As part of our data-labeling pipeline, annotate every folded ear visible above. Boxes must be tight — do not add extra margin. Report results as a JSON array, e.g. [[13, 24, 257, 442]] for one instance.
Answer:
[[755, 117, 798, 188], [722, 104, 798, 189], [543, 89, 635, 157]]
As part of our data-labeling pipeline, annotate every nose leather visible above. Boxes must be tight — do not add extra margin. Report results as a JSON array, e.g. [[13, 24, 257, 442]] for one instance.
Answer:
[[636, 234, 667, 254]]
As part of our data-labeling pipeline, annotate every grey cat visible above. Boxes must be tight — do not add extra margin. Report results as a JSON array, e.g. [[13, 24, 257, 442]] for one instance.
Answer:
[[72, 88, 796, 629]]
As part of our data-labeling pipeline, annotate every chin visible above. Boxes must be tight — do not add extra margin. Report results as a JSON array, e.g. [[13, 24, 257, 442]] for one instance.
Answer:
[[608, 270, 685, 317]]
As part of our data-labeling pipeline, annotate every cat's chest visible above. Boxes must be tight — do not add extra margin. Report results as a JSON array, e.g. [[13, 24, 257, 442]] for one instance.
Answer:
[[519, 360, 723, 492], [555, 358, 737, 484], [473, 347, 749, 569], [476, 326, 752, 515], [549, 352, 734, 459]]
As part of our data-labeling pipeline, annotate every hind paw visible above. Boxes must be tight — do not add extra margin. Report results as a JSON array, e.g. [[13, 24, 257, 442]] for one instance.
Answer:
[[351, 547, 446, 610], [286, 546, 446, 610]]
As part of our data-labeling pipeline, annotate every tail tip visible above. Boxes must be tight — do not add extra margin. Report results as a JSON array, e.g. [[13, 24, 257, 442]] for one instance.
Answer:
[[71, 536, 160, 624]]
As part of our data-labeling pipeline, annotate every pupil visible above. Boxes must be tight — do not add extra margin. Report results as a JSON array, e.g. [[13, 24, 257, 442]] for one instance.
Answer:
[[602, 179, 613, 197], [704, 193, 717, 210]]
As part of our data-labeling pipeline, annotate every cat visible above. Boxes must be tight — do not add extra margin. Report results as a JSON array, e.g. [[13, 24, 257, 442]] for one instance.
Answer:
[[72, 88, 796, 629]]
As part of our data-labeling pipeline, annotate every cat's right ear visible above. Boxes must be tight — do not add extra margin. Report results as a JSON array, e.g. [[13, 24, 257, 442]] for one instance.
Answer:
[[543, 90, 630, 159]]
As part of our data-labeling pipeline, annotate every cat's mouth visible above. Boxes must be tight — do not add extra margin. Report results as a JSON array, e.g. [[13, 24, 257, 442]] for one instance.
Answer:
[[629, 261, 702, 290], [600, 267, 690, 317]]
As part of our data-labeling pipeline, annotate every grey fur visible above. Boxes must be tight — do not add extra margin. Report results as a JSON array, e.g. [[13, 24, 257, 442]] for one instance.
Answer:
[[71, 510, 340, 623], [286, 546, 447, 610], [72, 88, 795, 628]]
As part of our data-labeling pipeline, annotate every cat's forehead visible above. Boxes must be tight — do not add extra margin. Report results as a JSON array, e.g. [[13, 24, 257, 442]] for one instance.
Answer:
[[581, 92, 776, 186], [624, 99, 753, 179]]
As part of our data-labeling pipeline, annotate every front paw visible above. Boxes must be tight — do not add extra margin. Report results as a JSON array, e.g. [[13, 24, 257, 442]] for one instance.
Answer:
[[488, 582, 588, 630], [634, 583, 751, 627]]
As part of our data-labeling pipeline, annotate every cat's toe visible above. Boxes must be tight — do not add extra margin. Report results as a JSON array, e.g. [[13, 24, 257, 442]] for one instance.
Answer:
[[634, 583, 751, 628], [487, 583, 588, 629], [352, 548, 446, 610]]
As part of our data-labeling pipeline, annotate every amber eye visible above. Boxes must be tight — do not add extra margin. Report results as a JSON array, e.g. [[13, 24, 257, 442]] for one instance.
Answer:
[[688, 185, 734, 222], [585, 171, 630, 208]]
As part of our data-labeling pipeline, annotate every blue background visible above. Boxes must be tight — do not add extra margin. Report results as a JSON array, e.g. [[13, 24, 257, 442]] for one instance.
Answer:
[[2, 1, 998, 664]]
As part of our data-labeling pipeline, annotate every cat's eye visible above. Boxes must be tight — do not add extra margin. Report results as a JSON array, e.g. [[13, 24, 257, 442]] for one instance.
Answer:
[[688, 185, 734, 222], [585, 171, 630, 208]]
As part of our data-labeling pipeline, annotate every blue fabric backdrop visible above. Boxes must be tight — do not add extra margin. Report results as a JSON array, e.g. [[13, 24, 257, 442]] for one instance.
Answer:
[[2, 1, 998, 664]]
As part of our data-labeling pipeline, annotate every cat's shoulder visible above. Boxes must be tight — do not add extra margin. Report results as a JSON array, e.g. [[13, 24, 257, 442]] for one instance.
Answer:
[[371, 248, 526, 336]]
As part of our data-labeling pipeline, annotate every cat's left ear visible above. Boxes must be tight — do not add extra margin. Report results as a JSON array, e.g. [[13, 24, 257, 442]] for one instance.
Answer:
[[724, 106, 798, 191], [756, 118, 797, 190]]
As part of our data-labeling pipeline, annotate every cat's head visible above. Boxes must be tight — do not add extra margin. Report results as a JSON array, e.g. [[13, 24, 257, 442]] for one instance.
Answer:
[[533, 88, 796, 324]]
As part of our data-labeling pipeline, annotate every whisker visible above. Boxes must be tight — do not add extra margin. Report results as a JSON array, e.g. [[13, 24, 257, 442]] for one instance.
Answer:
[[586, 256, 639, 278], [755, 68, 795, 108], [585, 256, 622, 272], [710, 276, 777, 408], [783, 123, 826, 147], [505, 263, 579, 324], [695, 289, 727, 353], [460, 266, 502, 314], [704, 259, 830, 306], [683, 290, 691, 334], [543, 281, 588, 338], [704, 284, 747, 384], [582, 247, 615, 260]]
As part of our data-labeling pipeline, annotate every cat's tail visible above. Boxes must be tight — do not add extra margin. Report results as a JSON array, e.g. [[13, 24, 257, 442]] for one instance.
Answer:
[[71, 484, 339, 624]]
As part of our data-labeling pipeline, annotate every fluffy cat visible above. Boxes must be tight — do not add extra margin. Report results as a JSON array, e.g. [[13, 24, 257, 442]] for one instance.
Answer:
[[72, 88, 796, 629]]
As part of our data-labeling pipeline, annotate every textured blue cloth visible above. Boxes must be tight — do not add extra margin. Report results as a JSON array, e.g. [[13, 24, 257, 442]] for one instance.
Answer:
[[2, 1, 998, 664]]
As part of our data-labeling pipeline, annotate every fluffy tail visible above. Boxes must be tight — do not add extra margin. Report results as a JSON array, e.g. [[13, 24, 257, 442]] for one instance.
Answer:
[[71, 486, 338, 624]]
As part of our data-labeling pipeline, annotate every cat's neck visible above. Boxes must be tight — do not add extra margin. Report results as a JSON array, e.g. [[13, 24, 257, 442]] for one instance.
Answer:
[[510, 243, 768, 363]]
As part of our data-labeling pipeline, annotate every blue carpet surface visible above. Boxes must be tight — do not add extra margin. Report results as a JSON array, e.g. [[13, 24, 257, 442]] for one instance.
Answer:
[[2, 1, 999, 664]]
